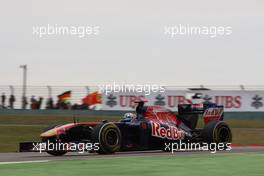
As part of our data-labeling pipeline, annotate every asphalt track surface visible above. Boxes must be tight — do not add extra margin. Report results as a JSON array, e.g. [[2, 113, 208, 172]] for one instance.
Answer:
[[0, 146, 264, 163]]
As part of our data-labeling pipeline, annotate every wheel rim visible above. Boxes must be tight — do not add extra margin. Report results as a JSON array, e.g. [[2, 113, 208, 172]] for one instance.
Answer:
[[105, 129, 119, 146], [215, 125, 231, 143]]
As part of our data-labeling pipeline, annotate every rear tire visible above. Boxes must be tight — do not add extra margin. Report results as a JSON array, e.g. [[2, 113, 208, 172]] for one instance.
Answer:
[[92, 122, 121, 154], [202, 121, 232, 145]]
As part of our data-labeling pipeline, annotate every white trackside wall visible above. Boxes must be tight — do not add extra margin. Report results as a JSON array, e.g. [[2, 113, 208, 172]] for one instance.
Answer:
[[101, 90, 264, 112]]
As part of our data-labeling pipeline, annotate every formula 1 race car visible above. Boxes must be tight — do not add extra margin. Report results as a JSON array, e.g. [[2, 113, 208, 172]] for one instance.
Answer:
[[20, 98, 232, 156]]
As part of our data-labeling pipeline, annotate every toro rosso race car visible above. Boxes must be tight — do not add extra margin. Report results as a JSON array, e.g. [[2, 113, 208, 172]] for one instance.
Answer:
[[20, 96, 232, 156]]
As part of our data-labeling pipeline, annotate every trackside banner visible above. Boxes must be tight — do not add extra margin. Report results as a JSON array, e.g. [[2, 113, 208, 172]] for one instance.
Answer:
[[101, 90, 264, 112]]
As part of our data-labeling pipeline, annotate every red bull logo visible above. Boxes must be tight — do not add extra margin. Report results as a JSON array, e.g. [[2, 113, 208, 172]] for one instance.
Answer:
[[151, 122, 185, 140]]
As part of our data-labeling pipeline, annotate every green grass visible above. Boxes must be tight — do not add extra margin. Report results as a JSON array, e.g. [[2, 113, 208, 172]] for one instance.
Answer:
[[232, 128, 264, 145], [0, 153, 263, 176], [0, 115, 264, 152], [0, 125, 43, 152], [0, 115, 119, 125]]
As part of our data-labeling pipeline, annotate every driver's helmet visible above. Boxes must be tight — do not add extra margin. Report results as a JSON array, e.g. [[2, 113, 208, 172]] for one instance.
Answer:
[[191, 93, 204, 109], [121, 113, 136, 122]]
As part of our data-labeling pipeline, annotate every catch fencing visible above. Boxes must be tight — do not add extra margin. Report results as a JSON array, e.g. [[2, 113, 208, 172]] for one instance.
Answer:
[[1, 85, 264, 111]]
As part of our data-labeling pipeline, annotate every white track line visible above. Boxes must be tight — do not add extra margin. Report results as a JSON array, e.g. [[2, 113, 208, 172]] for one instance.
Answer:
[[0, 160, 49, 165]]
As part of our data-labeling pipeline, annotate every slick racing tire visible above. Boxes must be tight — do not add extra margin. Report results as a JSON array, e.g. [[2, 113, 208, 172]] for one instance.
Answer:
[[92, 122, 121, 154], [42, 138, 68, 156], [46, 148, 67, 156], [202, 121, 232, 145]]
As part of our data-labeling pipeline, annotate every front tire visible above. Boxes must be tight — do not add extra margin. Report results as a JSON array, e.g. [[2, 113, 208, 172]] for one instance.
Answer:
[[42, 138, 67, 156], [46, 150, 67, 156], [92, 122, 121, 154]]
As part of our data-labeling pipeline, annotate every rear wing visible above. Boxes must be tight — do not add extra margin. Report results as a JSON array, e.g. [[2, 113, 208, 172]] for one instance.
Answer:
[[178, 103, 224, 125], [178, 104, 204, 114]]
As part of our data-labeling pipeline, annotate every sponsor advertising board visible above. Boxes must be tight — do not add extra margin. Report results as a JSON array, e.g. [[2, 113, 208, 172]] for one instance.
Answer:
[[101, 90, 264, 112]]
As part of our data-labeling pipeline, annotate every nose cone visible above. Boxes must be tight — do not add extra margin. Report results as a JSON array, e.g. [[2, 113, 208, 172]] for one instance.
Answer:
[[40, 128, 57, 138]]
